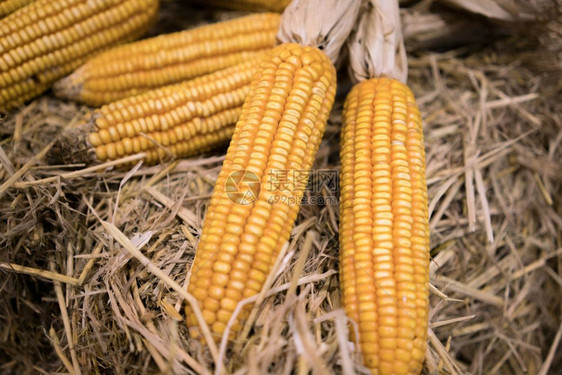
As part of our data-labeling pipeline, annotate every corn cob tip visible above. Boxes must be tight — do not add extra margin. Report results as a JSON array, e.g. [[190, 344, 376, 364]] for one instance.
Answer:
[[53, 70, 86, 102], [45, 122, 97, 166]]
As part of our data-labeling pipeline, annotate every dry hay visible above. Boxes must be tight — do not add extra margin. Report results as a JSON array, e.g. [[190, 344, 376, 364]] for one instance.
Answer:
[[1, 1, 561, 374]]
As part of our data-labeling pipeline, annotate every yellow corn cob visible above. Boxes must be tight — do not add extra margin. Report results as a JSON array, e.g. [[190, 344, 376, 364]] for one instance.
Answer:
[[185, 43, 336, 341], [54, 13, 281, 106], [0, 0, 159, 112], [0, 0, 34, 17], [47, 57, 264, 166], [339, 77, 429, 375], [187, 0, 292, 12]]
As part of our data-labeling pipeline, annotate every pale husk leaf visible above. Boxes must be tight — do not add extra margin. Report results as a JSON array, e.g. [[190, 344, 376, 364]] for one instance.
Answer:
[[347, 0, 408, 84], [277, 0, 362, 65]]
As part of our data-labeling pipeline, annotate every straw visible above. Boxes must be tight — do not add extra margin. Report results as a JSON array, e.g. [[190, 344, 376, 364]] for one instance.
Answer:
[[1, 2, 560, 373]]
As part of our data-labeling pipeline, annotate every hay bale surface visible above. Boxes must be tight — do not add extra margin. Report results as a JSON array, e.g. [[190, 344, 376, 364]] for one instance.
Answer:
[[0, 1, 561, 374]]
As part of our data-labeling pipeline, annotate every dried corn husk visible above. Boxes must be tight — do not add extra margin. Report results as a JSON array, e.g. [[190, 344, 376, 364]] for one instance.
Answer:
[[347, 0, 408, 83], [277, 0, 362, 64]]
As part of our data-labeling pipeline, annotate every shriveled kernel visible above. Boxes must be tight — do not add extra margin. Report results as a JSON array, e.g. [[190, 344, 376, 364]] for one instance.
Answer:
[[106, 144, 117, 160], [89, 132, 102, 147], [98, 129, 111, 144], [95, 145, 107, 161]]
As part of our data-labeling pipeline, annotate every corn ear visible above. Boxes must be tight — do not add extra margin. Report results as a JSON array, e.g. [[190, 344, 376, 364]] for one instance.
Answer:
[[46, 57, 265, 166], [54, 13, 280, 106], [339, 77, 429, 375], [185, 43, 337, 342], [0, 0, 159, 112]]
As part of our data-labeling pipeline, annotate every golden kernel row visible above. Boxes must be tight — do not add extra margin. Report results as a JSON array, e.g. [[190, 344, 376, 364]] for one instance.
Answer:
[[92, 108, 240, 162], [0, 0, 34, 18]]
